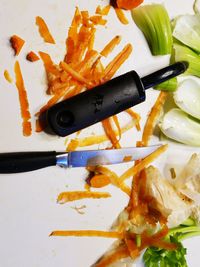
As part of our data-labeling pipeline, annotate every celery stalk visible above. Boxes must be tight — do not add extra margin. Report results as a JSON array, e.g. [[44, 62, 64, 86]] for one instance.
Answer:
[[131, 4, 172, 55], [173, 43, 200, 77], [154, 77, 177, 92]]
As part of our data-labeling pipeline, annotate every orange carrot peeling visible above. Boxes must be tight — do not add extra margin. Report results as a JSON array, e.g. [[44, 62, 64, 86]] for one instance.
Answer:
[[114, 8, 129, 25], [36, 16, 55, 44], [50, 230, 123, 239], [101, 35, 122, 57], [142, 92, 168, 146], [14, 61, 32, 136], [10, 35, 25, 56], [4, 70, 12, 83], [26, 51, 40, 62], [57, 191, 111, 203]]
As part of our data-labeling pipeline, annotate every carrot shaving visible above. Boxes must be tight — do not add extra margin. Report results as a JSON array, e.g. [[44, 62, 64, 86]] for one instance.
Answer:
[[90, 16, 107, 25], [57, 191, 111, 203], [14, 61, 32, 136], [102, 118, 121, 149], [142, 92, 168, 146], [89, 166, 131, 196], [26, 51, 40, 62], [114, 8, 129, 25], [66, 139, 79, 152], [96, 5, 111, 15], [50, 230, 123, 239], [39, 51, 59, 76], [90, 174, 111, 188], [126, 108, 141, 131], [119, 144, 168, 182], [101, 35, 122, 57], [36, 16, 55, 44], [65, 120, 136, 149], [4, 70, 12, 83], [102, 44, 132, 82], [60, 61, 92, 87], [95, 245, 130, 267], [10, 35, 25, 56]]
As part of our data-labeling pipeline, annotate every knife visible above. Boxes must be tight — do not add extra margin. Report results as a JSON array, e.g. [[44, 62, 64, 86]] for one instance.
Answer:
[[0, 145, 160, 173]]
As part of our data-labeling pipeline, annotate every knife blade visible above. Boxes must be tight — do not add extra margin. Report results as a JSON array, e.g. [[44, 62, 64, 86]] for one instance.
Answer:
[[0, 145, 161, 173]]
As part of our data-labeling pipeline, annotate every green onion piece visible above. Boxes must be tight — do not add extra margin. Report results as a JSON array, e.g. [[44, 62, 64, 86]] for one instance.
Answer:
[[154, 77, 177, 92], [131, 4, 172, 55], [173, 43, 200, 77]]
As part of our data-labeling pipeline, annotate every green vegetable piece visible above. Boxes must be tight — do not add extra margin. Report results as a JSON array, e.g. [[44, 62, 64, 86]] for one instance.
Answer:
[[143, 233, 188, 267], [173, 15, 200, 53], [154, 77, 177, 92], [131, 4, 173, 55], [136, 234, 141, 247], [173, 43, 200, 78]]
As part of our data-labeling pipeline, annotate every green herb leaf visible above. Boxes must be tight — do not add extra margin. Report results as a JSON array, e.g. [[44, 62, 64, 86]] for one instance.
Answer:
[[143, 233, 188, 267]]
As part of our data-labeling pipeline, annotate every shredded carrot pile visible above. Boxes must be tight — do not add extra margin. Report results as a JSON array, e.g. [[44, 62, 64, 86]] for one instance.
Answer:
[[4, 70, 12, 83], [10, 35, 25, 56], [35, 7, 137, 150], [14, 61, 32, 136], [57, 191, 111, 203], [26, 51, 40, 62], [36, 16, 55, 44]]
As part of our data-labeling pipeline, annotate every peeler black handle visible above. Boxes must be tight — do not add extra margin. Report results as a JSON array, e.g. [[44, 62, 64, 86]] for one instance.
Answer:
[[0, 152, 57, 173], [47, 71, 145, 137], [46, 62, 188, 137]]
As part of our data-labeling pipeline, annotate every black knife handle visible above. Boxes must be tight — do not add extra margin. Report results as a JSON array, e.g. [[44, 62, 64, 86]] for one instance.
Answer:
[[47, 71, 145, 137], [0, 151, 57, 173]]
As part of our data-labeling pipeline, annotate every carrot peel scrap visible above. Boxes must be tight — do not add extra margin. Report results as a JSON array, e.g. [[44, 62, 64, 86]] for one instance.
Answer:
[[36, 16, 55, 44], [26, 51, 40, 62], [50, 230, 123, 238], [10, 35, 25, 56], [57, 191, 111, 203]]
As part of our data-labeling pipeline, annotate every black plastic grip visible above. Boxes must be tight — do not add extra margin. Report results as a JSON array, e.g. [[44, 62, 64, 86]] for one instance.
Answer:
[[0, 151, 57, 173], [47, 71, 145, 137]]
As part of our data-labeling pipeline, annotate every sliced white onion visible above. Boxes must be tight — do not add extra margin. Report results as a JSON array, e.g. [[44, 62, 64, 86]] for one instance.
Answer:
[[159, 108, 200, 146], [174, 79, 200, 120]]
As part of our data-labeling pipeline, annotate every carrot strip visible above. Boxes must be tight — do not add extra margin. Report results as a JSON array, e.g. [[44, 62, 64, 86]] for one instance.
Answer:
[[126, 108, 141, 131], [114, 8, 129, 25], [102, 118, 121, 149], [36, 16, 55, 44], [90, 166, 131, 196], [39, 51, 59, 76], [4, 70, 12, 83], [88, 28, 96, 51], [101, 5, 111, 15], [142, 92, 168, 146], [112, 115, 122, 141], [65, 7, 82, 63], [90, 174, 111, 188], [57, 191, 111, 203], [50, 230, 123, 239], [10, 35, 25, 56], [66, 139, 79, 152], [102, 44, 132, 82], [119, 144, 168, 182], [101, 35, 122, 57], [66, 120, 136, 149], [60, 61, 91, 87], [95, 245, 130, 267], [14, 61, 32, 136], [96, 5, 111, 15], [26, 51, 40, 62], [90, 16, 107, 25]]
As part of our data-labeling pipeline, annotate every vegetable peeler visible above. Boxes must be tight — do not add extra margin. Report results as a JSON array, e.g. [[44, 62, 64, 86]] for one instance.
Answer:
[[46, 62, 188, 137]]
